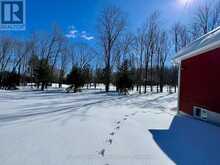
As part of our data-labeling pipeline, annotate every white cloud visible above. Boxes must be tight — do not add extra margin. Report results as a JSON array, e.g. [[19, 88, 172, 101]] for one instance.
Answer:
[[65, 26, 78, 39], [66, 26, 94, 41], [81, 34, 95, 40], [80, 31, 95, 41]]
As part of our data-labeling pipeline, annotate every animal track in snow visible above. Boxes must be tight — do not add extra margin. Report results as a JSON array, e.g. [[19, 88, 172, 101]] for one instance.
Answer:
[[110, 132, 115, 136], [97, 116, 125, 160], [99, 149, 105, 157], [115, 126, 120, 130], [106, 138, 113, 145], [131, 112, 138, 116]]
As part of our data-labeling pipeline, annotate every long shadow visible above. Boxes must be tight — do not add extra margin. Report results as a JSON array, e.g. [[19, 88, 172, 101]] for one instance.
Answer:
[[1, 89, 103, 101], [0, 89, 177, 127], [0, 92, 127, 126], [149, 116, 220, 165], [123, 93, 177, 111]]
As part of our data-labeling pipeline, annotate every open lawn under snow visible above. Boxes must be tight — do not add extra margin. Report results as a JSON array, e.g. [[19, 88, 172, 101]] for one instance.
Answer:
[[0, 87, 220, 165]]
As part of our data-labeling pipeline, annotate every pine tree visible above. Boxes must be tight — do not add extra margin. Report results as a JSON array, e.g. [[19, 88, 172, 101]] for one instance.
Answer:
[[115, 60, 133, 95], [66, 66, 85, 93], [37, 59, 53, 90]]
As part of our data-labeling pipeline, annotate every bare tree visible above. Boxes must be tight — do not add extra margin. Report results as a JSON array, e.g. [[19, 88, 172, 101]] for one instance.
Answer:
[[114, 33, 134, 71], [58, 46, 69, 88], [31, 26, 66, 90], [192, 1, 220, 37], [98, 5, 126, 92], [134, 27, 146, 94], [171, 22, 191, 92], [73, 43, 95, 70], [50, 26, 66, 72], [12, 39, 34, 78], [148, 12, 160, 92], [172, 23, 191, 52], [0, 37, 14, 88], [0, 37, 14, 73], [157, 31, 170, 93]]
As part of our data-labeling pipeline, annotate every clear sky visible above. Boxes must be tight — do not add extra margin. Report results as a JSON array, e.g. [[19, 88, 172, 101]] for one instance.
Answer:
[[1, 0, 210, 42]]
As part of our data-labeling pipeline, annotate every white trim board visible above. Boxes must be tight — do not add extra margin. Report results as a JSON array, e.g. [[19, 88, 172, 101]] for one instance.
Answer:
[[177, 62, 181, 114], [174, 40, 220, 63], [173, 26, 220, 63]]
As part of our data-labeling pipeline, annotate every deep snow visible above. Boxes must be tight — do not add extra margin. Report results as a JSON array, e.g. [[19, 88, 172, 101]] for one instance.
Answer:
[[0, 87, 220, 165]]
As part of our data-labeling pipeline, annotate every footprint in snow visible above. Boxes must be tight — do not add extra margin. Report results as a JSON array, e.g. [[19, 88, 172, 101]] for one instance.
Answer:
[[131, 112, 138, 116], [99, 149, 105, 157], [110, 132, 115, 136], [115, 126, 120, 130], [116, 121, 120, 124], [123, 118, 127, 120], [106, 139, 113, 145], [125, 115, 129, 117]]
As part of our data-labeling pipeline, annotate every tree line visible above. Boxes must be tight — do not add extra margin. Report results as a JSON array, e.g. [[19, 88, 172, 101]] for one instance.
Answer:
[[0, 1, 220, 93]]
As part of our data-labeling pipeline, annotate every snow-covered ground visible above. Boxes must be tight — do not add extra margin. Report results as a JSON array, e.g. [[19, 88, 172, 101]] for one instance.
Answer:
[[0, 87, 220, 165]]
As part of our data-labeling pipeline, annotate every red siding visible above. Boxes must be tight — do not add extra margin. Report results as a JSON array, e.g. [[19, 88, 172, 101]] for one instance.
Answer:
[[180, 47, 220, 116]]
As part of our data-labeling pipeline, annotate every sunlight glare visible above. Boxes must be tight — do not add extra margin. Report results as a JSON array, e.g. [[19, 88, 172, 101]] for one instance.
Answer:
[[178, 0, 192, 6]]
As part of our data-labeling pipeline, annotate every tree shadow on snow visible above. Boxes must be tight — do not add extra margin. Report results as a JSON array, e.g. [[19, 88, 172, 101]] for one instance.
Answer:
[[0, 92, 127, 127], [149, 116, 220, 165]]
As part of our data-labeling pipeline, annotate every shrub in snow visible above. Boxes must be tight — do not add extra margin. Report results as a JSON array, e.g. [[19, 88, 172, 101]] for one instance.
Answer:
[[0, 71, 20, 90], [66, 66, 86, 93]]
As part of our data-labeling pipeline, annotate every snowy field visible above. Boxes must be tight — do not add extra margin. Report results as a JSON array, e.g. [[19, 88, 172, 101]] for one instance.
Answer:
[[0, 87, 220, 165]]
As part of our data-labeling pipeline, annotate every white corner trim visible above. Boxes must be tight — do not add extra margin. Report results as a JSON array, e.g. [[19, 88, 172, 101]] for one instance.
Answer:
[[177, 62, 182, 114]]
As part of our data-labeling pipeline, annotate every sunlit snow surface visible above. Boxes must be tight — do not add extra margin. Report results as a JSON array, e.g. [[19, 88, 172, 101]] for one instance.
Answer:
[[0, 86, 220, 165]]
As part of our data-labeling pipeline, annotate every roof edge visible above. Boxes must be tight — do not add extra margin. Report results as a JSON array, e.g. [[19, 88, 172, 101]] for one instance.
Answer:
[[173, 40, 220, 63]]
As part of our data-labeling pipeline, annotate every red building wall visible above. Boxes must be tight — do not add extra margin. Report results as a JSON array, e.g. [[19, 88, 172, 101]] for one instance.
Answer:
[[180, 47, 220, 116]]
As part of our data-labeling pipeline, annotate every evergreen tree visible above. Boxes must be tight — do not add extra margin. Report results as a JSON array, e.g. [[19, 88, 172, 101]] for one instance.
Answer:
[[66, 66, 85, 93], [35, 59, 53, 90], [0, 71, 20, 90], [115, 60, 133, 94]]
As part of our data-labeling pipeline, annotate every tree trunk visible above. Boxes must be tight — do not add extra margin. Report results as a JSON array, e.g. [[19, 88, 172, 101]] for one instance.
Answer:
[[59, 83, 62, 88], [105, 53, 111, 92], [144, 82, 147, 94], [41, 82, 45, 91], [159, 67, 164, 93], [150, 55, 153, 92], [45, 83, 48, 89], [139, 84, 141, 94], [37, 82, 40, 89], [144, 65, 148, 94], [105, 83, 109, 92], [169, 85, 172, 94]]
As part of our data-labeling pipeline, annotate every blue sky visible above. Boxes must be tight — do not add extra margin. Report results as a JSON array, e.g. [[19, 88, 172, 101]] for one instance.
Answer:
[[1, 0, 204, 42]]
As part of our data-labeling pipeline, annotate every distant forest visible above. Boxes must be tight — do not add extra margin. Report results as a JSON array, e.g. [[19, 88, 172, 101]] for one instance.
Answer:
[[0, 1, 220, 94]]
